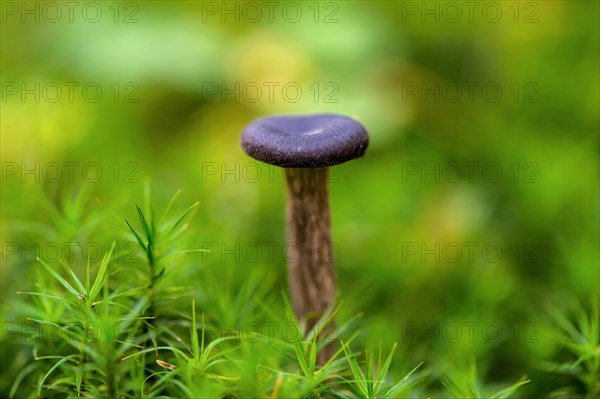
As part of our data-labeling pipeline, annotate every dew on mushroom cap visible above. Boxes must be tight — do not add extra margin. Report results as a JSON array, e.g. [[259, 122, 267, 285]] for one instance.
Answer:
[[241, 114, 369, 168]]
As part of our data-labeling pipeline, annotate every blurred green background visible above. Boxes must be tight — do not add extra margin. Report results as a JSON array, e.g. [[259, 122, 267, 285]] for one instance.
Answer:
[[1, 1, 598, 397]]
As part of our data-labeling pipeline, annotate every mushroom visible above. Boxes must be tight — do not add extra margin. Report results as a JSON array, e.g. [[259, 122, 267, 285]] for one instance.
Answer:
[[241, 114, 369, 359]]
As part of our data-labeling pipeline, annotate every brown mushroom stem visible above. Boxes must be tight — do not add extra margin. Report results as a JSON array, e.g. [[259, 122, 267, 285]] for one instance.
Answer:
[[284, 167, 336, 362]]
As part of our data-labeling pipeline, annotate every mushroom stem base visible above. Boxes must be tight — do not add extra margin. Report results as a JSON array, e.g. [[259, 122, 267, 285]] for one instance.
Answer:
[[284, 167, 336, 362]]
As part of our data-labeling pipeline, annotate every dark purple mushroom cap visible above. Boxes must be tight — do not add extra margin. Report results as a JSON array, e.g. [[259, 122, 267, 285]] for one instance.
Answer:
[[241, 114, 369, 168]]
